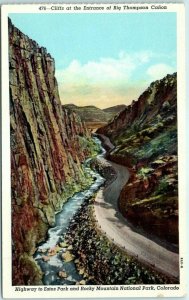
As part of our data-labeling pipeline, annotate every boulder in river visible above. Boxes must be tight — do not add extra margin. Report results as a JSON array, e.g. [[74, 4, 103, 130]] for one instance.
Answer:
[[67, 245, 73, 250], [42, 256, 50, 262], [62, 251, 75, 262], [78, 267, 85, 275], [58, 271, 67, 278], [48, 246, 60, 256], [59, 242, 68, 248], [76, 279, 86, 285]]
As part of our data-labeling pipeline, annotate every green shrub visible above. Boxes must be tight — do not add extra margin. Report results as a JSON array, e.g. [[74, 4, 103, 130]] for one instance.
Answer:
[[155, 177, 170, 195]]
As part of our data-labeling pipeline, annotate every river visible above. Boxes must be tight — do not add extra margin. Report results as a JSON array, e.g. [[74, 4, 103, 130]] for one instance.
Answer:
[[34, 137, 106, 285]]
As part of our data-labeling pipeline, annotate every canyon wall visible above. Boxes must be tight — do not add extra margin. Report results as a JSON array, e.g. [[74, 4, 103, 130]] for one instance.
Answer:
[[97, 74, 178, 245], [9, 19, 98, 285]]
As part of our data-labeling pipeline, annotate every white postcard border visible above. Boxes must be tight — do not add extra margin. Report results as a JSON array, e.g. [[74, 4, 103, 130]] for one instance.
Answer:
[[1, 3, 187, 298]]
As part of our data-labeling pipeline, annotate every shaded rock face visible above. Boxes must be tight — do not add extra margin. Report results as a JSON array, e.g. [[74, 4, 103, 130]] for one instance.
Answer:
[[98, 73, 178, 245], [9, 20, 96, 285]]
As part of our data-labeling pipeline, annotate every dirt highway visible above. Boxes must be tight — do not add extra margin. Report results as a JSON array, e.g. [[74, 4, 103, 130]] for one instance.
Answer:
[[94, 135, 179, 279]]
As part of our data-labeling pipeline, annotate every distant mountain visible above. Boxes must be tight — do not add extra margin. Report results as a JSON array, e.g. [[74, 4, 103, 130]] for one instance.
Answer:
[[63, 104, 126, 131], [63, 104, 111, 122], [103, 104, 126, 118], [97, 73, 178, 246]]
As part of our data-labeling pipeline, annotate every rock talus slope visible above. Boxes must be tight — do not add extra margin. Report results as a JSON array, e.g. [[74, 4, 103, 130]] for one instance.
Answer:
[[9, 19, 97, 285]]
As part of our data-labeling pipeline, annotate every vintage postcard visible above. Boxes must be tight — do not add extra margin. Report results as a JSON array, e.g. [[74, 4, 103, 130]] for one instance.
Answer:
[[1, 3, 186, 298]]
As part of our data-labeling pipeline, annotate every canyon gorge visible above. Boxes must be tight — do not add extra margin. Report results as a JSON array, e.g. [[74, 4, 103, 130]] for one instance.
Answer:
[[9, 19, 179, 286]]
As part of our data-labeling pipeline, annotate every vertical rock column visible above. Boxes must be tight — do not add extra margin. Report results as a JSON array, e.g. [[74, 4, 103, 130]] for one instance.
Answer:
[[9, 19, 93, 285]]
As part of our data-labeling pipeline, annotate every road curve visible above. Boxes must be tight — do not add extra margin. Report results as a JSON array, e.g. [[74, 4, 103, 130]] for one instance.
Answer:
[[94, 136, 179, 280]]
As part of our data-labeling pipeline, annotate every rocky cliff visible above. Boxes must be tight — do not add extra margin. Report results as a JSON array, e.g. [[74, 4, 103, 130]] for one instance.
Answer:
[[97, 73, 178, 245], [9, 19, 98, 285]]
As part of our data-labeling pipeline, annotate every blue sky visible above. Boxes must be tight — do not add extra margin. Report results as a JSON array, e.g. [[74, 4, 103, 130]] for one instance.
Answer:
[[9, 13, 176, 108]]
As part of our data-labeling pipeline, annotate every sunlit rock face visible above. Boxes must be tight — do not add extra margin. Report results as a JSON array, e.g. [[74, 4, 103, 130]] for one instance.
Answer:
[[9, 19, 97, 285], [98, 73, 178, 245]]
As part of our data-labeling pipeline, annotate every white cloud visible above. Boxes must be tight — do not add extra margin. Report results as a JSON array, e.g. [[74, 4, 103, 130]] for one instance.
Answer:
[[55, 52, 175, 109], [147, 63, 175, 81], [56, 51, 152, 86]]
